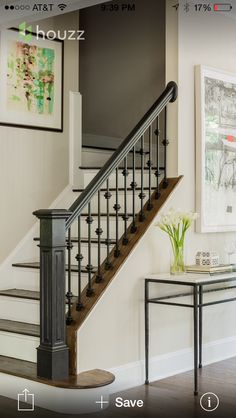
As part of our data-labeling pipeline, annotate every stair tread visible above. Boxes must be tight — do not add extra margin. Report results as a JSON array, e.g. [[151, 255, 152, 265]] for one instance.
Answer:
[[0, 289, 39, 300], [0, 355, 115, 388], [0, 319, 39, 337], [0, 289, 77, 305], [79, 166, 164, 170], [12, 262, 97, 273], [82, 144, 150, 154], [34, 237, 116, 244], [77, 212, 133, 217], [73, 186, 157, 193]]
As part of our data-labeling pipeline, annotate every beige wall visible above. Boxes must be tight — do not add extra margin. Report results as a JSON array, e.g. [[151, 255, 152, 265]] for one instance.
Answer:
[[79, 0, 166, 143], [0, 13, 79, 263]]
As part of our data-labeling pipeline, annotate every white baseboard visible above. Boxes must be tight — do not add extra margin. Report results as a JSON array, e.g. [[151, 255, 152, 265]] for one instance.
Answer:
[[108, 336, 236, 393]]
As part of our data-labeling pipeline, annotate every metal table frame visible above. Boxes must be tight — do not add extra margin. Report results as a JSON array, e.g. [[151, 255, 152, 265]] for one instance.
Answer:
[[144, 274, 236, 395]]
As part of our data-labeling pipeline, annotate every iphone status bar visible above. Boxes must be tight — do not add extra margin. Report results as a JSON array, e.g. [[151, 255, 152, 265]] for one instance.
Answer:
[[173, 3, 232, 12]]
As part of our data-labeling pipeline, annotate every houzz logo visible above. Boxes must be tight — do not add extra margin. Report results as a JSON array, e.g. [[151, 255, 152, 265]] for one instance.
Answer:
[[18, 22, 85, 42], [19, 22, 33, 42]]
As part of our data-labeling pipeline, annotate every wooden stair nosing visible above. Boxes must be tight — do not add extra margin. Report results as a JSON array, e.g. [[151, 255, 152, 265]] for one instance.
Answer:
[[33, 237, 117, 245], [72, 186, 158, 193], [0, 289, 39, 300], [12, 262, 97, 274], [67, 177, 183, 374], [0, 289, 77, 305], [0, 355, 115, 389], [82, 144, 150, 155], [0, 318, 39, 337], [79, 166, 165, 170]]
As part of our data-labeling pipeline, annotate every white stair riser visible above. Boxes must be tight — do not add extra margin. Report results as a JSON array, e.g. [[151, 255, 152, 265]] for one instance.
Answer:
[[69, 244, 109, 266], [70, 216, 133, 238], [11, 268, 90, 295], [0, 298, 39, 324], [0, 332, 38, 362], [82, 149, 142, 167], [72, 191, 152, 214], [83, 171, 157, 188]]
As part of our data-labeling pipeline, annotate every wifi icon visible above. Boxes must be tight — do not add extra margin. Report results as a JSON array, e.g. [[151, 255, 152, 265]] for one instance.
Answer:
[[58, 3, 67, 11]]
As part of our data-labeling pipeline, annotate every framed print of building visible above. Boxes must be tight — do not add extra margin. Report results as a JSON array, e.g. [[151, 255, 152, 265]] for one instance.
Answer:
[[195, 65, 236, 232]]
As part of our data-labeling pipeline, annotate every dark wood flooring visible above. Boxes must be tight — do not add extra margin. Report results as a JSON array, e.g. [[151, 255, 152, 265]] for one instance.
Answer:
[[0, 356, 235, 417]]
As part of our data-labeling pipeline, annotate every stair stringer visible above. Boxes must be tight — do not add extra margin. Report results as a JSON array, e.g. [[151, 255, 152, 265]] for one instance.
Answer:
[[67, 177, 183, 376]]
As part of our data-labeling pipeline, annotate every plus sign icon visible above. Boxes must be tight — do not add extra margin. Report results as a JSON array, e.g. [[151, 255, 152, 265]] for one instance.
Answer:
[[95, 395, 109, 410]]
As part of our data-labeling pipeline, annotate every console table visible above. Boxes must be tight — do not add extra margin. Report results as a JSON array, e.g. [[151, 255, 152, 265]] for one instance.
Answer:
[[144, 272, 236, 395]]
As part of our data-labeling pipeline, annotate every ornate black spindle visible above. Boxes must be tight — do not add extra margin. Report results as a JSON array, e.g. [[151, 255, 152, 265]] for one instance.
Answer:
[[139, 136, 146, 222], [86, 203, 94, 296], [162, 107, 169, 188], [95, 190, 103, 283], [105, 179, 112, 269], [147, 125, 153, 211], [122, 157, 129, 245], [76, 216, 83, 311], [130, 146, 137, 233], [66, 227, 73, 325], [154, 116, 161, 199], [114, 168, 121, 256]]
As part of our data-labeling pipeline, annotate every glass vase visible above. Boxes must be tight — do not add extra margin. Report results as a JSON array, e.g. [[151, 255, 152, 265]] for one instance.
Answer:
[[170, 241, 186, 275]]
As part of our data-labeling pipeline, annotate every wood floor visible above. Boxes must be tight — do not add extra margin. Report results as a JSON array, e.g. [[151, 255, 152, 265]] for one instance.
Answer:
[[1, 356, 236, 417]]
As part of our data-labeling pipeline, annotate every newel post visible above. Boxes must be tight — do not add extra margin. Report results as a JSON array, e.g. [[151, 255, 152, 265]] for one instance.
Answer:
[[33, 209, 71, 380]]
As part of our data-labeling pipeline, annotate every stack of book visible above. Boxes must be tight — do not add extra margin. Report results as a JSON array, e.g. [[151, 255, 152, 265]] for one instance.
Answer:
[[185, 264, 233, 274]]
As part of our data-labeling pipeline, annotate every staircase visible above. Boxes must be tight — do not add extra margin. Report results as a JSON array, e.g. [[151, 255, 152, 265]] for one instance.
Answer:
[[0, 82, 181, 409]]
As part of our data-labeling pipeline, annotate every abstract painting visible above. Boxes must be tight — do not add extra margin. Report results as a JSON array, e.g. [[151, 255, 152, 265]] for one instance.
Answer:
[[195, 65, 236, 232], [0, 29, 63, 131]]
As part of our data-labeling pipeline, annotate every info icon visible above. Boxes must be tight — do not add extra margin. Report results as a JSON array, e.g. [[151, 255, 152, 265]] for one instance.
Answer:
[[200, 392, 219, 412]]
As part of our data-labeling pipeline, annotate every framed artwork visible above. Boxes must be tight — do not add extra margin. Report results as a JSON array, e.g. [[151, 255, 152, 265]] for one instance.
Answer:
[[0, 28, 63, 131], [195, 65, 236, 232]]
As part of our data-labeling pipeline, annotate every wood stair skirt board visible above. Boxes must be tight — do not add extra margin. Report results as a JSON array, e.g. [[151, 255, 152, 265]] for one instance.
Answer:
[[67, 176, 183, 374], [0, 355, 115, 389]]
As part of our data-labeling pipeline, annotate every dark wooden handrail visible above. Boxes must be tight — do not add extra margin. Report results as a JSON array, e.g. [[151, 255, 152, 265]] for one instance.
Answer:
[[66, 81, 178, 229]]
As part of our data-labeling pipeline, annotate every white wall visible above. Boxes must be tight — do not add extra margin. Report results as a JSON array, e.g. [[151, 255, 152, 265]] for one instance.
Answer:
[[78, 5, 236, 389], [0, 13, 79, 264]]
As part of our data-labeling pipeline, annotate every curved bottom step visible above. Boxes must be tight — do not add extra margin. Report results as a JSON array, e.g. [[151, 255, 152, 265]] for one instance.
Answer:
[[0, 355, 114, 389], [0, 356, 115, 414]]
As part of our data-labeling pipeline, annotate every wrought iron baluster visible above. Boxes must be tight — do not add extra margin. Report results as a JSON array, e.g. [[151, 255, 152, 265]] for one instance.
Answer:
[[147, 125, 153, 210], [105, 179, 112, 269], [76, 216, 83, 311], [122, 157, 129, 245], [139, 136, 146, 221], [154, 116, 161, 199], [86, 203, 94, 296], [95, 190, 103, 283], [130, 146, 137, 233], [162, 107, 169, 188], [66, 227, 73, 324], [114, 168, 121, 256]]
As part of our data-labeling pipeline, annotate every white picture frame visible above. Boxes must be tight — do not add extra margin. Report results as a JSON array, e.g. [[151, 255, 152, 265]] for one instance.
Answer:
[[195, 65, 236, 232], [0, 28, 63, 131]]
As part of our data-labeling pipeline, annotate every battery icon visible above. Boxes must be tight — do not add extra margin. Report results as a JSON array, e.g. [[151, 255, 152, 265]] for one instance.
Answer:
[[214, 3, 232, 11]]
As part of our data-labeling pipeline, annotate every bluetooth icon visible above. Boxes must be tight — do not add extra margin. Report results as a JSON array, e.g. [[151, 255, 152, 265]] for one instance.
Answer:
[[184, 2, 190, 12]]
